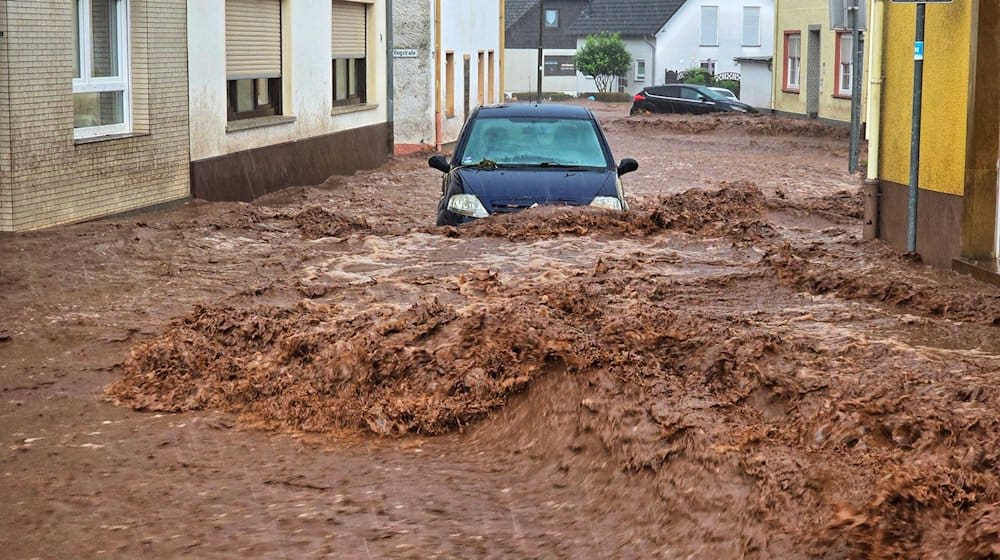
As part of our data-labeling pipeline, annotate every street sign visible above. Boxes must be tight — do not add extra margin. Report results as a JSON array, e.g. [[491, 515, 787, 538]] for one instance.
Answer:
[[392, 49, 419, 58]]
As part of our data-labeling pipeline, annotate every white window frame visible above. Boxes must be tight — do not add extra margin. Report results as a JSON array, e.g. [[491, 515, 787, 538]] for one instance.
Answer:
[[838, 33, 853, 97], [73, 0, 132, 139], [635, 59, 646, 82], [700, 6, 719, 47], [742, 6, 761, 47], [786, 33, 801, 90]]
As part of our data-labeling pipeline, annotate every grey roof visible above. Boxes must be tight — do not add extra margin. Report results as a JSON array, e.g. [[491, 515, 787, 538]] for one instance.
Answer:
[[567, 0, 685, 36], [505, 0, 537, 30]]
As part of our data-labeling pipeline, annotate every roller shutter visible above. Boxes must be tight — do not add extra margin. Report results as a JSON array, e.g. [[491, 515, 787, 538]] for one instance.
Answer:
[[332, 1, 367, 59], [226, 0, 282, 79]]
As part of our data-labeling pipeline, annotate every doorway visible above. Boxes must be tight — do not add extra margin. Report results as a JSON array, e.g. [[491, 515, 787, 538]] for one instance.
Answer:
[[806, 27, 821, 118]]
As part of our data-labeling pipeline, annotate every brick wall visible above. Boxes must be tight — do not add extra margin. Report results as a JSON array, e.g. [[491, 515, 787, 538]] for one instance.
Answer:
[[3, 0, 190, 232], [0, 5, 11, 231]]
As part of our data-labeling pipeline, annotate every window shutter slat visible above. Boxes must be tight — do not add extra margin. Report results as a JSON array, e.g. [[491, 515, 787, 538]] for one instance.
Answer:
[[332, 1, 367, 59], [226, 0, 282, 80]]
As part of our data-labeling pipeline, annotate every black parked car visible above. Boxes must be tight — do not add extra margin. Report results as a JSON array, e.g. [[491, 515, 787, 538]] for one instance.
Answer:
[[631, 84, 759, 115], [428, 104, 638, 226]]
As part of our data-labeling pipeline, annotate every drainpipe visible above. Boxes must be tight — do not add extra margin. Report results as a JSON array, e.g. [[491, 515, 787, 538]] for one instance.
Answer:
[[499, 0, 506, 100], [770, 0, 780, 113], [386, 0, 394, 156], [434, 0, 442, 152], [644, 35, 656, 86], [863, 0, 885, 240]]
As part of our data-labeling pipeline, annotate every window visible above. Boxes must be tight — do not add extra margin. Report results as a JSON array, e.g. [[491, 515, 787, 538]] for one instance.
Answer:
[[635, 60, 646, 82], [226, 0, 282, 121], [835, 32, 853, 97], [445, 51, 455, 117], [332, 1, 369, 107], [784, 32, 801, 92], [700, 6, 719, 46], [700, 60, 716, 75], [544, 55, 576, 76], [488, 50, 496, 104], [73, 0, 131, 139], [680, 87, 702, 100], [544, 9, 559, 28], [660, 86, 680, 98], [743, 6, 761, 46]]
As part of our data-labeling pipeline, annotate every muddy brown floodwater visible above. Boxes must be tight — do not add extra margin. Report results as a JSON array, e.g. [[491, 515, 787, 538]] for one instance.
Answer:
[[3, 103, 1000, 559]]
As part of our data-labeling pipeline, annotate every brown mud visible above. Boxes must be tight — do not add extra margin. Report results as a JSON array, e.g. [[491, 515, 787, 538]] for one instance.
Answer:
[[4, 108, 1000, 559], [606, 112, 852, 140], [437, 180, 771, 242]]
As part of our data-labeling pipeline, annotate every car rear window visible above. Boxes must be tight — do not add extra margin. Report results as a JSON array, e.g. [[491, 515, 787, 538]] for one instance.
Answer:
[[459, 117, 609, 169]]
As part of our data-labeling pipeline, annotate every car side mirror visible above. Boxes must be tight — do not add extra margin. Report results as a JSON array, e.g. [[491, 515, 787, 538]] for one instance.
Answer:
[[428, 155, 451, 173], [617, 158, 639, 177]]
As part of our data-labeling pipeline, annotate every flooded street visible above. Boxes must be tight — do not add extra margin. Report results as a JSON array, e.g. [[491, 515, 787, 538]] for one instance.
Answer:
[[3, 103, 1000, 559]]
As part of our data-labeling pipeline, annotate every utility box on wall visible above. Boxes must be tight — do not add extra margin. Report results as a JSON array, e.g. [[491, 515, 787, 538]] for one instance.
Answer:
[[830, 0, 868, 30]]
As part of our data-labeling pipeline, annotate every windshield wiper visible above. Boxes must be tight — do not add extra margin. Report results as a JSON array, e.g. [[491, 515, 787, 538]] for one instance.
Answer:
[[536, 162, 593, 169]]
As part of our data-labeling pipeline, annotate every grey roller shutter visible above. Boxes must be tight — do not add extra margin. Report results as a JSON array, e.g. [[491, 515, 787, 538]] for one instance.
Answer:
[[332, 1, 367, 59], [226, 0, 282, 79]]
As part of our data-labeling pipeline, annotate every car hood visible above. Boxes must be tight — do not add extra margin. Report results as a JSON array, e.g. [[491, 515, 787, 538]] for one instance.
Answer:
[[452, 167, 618, 212]]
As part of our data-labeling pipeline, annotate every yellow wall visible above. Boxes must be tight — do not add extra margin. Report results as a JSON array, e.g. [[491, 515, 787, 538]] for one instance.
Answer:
[[772, 0, 869, 123], [878, 0, 972, 195]]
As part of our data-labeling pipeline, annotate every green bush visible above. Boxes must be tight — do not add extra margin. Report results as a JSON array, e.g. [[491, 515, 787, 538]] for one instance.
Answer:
[[509, 92, 575, 102], [576, 33, 633, 93], [682, 68, 713, 86], [715, 79, 741, 98], [579, 92, 634, 102]]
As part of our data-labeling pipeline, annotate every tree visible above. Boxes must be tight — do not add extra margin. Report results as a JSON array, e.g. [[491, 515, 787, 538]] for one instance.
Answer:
[[575, 33, 632, 93]]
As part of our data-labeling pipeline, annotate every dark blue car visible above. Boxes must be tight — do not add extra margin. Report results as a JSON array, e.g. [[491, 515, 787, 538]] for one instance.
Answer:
[[428, 104, 638, 226]]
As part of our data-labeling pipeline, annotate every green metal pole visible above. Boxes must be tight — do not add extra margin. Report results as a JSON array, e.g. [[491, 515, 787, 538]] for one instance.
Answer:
[[907, 2, 925, 254], [848, 0, 863, 173]]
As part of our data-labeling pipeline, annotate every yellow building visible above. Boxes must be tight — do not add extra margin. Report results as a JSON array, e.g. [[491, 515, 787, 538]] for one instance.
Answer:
[[870, 0, 997, 279], [772, 0, 870, 124]]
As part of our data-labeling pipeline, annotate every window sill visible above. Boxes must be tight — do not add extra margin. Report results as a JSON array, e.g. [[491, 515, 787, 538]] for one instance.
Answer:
[[330, 103, 379, 117], [74, 131, 150, 145], [782, 88, 800, 94], [833, 93, 852, 100], [226, 115, 297, 133]]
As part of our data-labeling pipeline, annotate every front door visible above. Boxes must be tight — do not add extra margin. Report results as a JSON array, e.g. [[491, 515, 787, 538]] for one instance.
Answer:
[[806, 28, 821, 118]]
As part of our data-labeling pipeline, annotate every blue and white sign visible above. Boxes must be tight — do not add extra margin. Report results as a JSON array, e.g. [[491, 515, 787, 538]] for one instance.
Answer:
[[914, 41, 925, 60]]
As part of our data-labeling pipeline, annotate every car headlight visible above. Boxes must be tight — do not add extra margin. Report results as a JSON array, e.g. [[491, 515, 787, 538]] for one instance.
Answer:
[[590, 196, 623, 211], [731, 106, 748, 113], [447, 194, 490, 218]]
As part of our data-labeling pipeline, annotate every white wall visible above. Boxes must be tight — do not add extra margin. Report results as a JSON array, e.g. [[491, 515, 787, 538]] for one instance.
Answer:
[[188, 0, 389, 162], [654, 0, 774, 84], [439, 0, 502, 143], [737, 60, 772, 108], [575, 38, 654, 95], [504, 48, 578, 95]]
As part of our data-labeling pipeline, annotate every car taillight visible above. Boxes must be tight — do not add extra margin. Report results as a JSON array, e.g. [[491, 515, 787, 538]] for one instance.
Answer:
[[633, 93, 646, 102]]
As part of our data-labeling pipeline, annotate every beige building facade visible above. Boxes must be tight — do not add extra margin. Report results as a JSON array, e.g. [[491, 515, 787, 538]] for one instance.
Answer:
[[772, 0, 869, 124], [0, 0, 191, 232]]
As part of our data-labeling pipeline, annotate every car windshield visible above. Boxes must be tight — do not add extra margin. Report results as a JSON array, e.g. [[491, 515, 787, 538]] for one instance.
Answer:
[[459, 117, 609, 169]]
